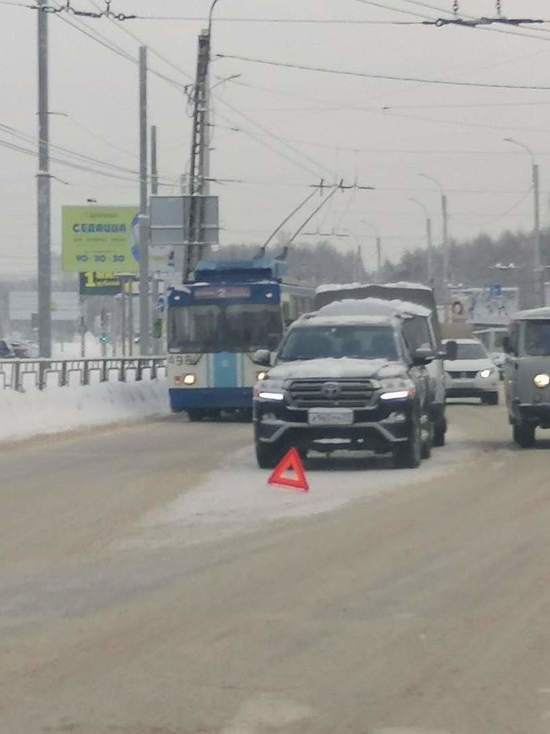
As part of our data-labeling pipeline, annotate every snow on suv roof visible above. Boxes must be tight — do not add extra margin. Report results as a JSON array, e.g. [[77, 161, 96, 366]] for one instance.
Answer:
[[315, 281, 431, 294], [317, 297, 431, 319], [295, 313, 397, 328]]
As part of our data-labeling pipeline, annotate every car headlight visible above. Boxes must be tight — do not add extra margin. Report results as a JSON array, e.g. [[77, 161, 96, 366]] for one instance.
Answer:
[[379, 378, 416, 401], [479, 368, 494, 379], [254, 379, 285, 401], [183, 373, 196, 385], [534, 373, 550, 388], [256, 371, 268, 381]]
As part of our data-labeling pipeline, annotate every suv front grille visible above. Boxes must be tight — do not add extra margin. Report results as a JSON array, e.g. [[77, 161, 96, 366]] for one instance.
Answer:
[[288, 378, 376, 408]]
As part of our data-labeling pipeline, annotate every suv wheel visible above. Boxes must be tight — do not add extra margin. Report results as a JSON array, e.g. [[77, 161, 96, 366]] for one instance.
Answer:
[[421, 419, 433, 460], [393, 415, 422, 469], [255, 441, 285, 469], [513, 421, 536, 448], [433, 417, 446, 447]]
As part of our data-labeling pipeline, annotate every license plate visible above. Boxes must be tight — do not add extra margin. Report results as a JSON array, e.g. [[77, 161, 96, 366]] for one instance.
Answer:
[[308, 408, 354, 426]]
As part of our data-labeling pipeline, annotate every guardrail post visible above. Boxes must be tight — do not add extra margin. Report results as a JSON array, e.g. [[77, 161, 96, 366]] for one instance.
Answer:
[[151, 358, 157, 380], [13, 361, 21, 391], [101, 360, 108, 382], [60, 361, 68, 387], [119, 359, 126, 382], [38, 361, 48, 390], [82, 360, 90, 386], [136, 359, 143, 382]]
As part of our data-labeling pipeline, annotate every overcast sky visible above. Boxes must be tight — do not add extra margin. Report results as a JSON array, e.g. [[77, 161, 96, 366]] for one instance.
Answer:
[[2, 0, 550, 274]]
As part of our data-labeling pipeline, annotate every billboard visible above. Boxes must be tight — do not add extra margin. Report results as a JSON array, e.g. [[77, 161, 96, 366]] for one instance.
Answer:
[[449, 287, 519, 326], [79, 272, 122, 296], [62, 206, 139, 274]]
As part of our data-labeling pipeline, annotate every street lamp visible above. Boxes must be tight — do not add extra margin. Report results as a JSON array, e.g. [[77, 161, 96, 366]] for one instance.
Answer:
[[419, 173, 449, 289], [409, 197, 433, 285], [503, 137, 544, 306]]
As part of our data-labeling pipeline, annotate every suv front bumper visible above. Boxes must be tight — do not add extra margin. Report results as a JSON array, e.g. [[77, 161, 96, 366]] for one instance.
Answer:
[[254, 400, 414, 453]]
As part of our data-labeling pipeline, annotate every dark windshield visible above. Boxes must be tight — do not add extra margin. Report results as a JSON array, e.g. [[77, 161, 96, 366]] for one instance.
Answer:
[[278, 325, 399, 362], [524, 321, 550, 356], [168, 304, 283, 353], [449, 342, 488, 360]]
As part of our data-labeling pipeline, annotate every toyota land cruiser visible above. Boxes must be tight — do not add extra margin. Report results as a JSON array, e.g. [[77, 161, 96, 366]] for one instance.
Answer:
[[253, 312, 435, 470]]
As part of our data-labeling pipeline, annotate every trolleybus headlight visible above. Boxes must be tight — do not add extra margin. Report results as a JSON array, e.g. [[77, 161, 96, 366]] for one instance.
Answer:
[[183, 373, 197, 386], [534, 373, 550, 388]]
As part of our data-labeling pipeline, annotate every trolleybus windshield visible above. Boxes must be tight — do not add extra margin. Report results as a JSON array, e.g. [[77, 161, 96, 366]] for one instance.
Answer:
[[168, 303, 283, 353]]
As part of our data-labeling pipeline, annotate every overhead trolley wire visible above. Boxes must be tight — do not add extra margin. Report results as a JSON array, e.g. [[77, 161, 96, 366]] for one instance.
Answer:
[[217, 53, 550, 91]]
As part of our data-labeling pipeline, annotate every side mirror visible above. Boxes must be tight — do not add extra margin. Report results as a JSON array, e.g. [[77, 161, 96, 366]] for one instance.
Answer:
[[413, 346, 435, 366], [445, 340, 458, 361], [252, 348, 271, 366]]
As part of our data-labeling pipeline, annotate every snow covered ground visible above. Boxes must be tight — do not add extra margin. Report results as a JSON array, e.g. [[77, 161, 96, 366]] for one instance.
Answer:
[[0, 379, 170, 443], [119, 424, 479, 552]]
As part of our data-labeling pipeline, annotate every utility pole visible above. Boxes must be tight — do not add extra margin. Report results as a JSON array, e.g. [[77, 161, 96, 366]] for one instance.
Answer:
[[442, 193, 449, 287], [184, 29, 211, 281], [376, 237, 382, 282], [426, 217, 434, 286], [37, 0, 52, 358], [150, 124, 161, 354], [504, 138, 545, 306], [533, 163, 544, 305], [138, 46, 150, 356]]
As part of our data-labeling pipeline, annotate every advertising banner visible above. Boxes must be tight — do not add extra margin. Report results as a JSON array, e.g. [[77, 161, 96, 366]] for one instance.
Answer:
[[79, 272, 122, 296], [449, 286, 519, 326], [62, 206, 139, 274]]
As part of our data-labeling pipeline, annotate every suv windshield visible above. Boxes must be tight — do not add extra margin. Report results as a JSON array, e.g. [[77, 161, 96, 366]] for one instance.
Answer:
[[168, 304, 283, 353], [278, 324, 399, 362], [524, 321, 550, 356], [448, 342, 488, 360]]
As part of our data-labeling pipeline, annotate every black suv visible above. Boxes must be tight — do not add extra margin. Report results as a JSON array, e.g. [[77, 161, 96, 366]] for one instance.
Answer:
[[253, 313, 434, 469]]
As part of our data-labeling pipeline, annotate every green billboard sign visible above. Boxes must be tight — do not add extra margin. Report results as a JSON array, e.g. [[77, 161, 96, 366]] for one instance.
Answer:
[[62, 206, 139, 274]]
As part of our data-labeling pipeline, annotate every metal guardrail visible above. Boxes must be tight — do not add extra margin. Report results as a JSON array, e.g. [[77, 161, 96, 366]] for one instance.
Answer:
[[0, 357, 166, 391]]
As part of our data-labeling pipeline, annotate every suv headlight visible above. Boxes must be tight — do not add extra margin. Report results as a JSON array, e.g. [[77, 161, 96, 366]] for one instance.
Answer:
[[534, 373, 550, 388], [378, 378, 416, 401], [254, 379, 285, 401], [479, 368, 495, 379]]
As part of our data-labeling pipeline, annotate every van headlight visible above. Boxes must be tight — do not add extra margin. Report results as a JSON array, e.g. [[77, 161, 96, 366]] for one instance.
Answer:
[[534, 373, 550, 388], [183, 373, 196, 385], [479, 368, 494, 379]]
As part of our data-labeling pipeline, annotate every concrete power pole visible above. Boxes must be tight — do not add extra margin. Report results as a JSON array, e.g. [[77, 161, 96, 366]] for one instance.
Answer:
[[138, 46, 150, 356], [37, 0, 52, 358], [426, 217, 434, 285], [184, 30, 211, 281], [150, 124, 161, 354], [533, 163, 544, 306], [376, 237, 382, 282], [442, 194, 449, 288]]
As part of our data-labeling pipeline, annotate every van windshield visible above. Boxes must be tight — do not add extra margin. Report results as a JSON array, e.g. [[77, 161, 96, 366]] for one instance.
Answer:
[[524, 321, 550, 356]]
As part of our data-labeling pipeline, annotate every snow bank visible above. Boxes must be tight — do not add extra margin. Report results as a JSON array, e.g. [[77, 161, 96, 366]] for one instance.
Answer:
[[0, 379, 170, 443]]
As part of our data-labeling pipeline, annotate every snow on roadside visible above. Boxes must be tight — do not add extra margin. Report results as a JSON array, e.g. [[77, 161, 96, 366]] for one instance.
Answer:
[[0, 379, 170, 443], [119, 425, 477, 552]]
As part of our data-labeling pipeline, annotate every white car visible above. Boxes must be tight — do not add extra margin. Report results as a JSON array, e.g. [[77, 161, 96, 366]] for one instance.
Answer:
[[443, 338, 500, 405]]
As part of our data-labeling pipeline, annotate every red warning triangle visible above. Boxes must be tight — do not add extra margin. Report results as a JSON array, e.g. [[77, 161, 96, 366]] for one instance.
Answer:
[[268, 448, 309, 492]]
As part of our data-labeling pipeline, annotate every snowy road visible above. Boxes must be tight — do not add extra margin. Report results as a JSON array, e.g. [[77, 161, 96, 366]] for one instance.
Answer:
[[1, 402, 549, 733]]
